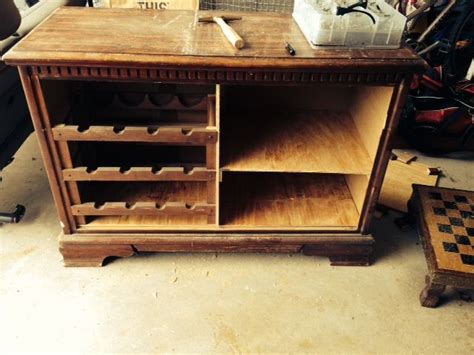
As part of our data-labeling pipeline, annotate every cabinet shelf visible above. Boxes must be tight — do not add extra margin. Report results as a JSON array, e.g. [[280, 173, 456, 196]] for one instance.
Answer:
[[63, 166, 214, 181], [72, 201, 214, 216], [220, 173, 360, 228], [52, 124, 217, 144], [221, 110, 372, 175]]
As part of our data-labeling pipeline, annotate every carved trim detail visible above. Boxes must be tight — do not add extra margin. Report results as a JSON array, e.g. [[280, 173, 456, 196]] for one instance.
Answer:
[[30, 65, 402, 84]]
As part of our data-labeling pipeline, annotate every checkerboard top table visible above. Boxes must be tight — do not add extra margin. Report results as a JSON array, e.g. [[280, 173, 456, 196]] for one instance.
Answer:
[[412, 185, 474, 275]]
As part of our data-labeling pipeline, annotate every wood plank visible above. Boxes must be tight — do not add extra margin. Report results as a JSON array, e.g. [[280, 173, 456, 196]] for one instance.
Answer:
[[72, 201, 214, 216], [358, 78, 411, 233], [207, 94, 216, 126], [86, 214, 210, 228], [379, 157, 440, 212], [52, 124, 217, 144], [30, 73, 77, 231], [17, 67, 74, 233], [63, 166, 214, 181], [221, 111, 372, 174], [60, 232, 373, 245], [215, 85, 221, 225], [78, 222, 358, 232], [220, 173, 360, 227], [3, 8, 425, 74]]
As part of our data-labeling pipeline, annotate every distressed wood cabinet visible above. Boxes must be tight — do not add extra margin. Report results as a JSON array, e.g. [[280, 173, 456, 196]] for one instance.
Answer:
[[4, 8, 425, 266]]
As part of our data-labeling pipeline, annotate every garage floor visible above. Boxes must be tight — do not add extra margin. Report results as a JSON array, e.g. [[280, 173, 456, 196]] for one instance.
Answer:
[[1, 135, 473, 354]]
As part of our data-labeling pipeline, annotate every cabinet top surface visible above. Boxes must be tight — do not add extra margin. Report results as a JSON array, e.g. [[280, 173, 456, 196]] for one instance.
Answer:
[[4, 7, 425, 71]]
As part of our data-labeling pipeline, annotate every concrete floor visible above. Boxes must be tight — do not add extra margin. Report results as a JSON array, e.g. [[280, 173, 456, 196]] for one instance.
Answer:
[[1, 135, 473, 354]]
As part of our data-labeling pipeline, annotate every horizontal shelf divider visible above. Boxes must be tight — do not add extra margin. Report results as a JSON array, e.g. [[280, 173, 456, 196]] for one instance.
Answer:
[[52, 124, 217, 144], [63, 167, 215, 181], [71, 202, 215, 216]]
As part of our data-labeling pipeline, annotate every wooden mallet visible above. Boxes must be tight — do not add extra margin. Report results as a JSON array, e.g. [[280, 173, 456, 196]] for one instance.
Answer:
[[198, 15, 244, 49]]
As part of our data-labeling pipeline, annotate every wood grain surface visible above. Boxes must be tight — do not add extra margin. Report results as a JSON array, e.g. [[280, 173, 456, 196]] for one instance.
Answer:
[[220, 173, 360, 227], [221, 110, 372, 174], [414, 185, 474, 275], [52, 124, 218, 144], [379, 158, 439, 212], [62, 166, 215, 181], [7, 8, 422, 265], [4, 8, 425, 72]]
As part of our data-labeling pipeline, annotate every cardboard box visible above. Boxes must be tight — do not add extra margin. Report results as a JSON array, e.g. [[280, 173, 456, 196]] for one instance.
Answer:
[[104, 0, 198, 10]]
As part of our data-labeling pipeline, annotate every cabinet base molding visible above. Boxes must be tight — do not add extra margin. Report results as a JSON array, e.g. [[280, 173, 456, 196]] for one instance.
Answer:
[[59, 232, 374, 267]]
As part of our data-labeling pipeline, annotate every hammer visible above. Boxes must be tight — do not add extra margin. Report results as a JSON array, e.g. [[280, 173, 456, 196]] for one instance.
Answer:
[[198, 15, 244, 49]]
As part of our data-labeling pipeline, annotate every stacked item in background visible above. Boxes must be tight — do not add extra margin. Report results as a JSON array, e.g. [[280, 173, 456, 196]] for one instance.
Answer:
[[293, 0, 406, 48]]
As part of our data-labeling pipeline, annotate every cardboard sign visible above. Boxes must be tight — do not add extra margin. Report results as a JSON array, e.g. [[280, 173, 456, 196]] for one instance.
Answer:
[[104, 0, 198, 10]]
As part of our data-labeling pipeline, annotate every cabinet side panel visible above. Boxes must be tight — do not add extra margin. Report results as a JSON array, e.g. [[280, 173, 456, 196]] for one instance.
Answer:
[[359, 78, 411, 233], [18, 66, 73, 233], [349, 86, 394, 161], [344, 174, 369, 215]]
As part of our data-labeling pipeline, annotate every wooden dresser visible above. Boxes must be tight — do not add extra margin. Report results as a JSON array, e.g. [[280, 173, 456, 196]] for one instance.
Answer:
[[4, 8, 425, 267]]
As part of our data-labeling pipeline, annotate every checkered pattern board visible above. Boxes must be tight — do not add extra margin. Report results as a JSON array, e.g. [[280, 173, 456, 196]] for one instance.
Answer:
[[419, 186, 474, 274]]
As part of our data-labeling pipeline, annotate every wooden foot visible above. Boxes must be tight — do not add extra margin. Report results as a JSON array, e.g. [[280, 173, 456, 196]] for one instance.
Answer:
[[458, 289, 473, 303], [420, 275, 446, 308], [302, 241, 374, 266], [59, 243, 135, 267]]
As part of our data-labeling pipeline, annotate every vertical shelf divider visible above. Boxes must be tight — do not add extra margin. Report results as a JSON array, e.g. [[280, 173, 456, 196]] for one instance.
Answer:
[[215, 85, 221, 226], [206, 89, 219, 225], [56, 141, 86, 225]]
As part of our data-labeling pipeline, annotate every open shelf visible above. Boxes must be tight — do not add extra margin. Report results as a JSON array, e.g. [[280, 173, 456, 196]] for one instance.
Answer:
[[220, 172, 361, 228], [221, 110, 372, 174], [42, 80, 216, 127], [43, 82, 391, 233]]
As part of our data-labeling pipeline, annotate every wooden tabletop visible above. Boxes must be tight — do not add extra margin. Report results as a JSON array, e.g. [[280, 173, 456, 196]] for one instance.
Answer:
[[3, 7, 425, 72]]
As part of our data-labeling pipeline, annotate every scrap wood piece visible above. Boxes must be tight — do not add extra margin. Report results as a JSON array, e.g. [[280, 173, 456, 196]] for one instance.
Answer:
[[393, 151, 417, 164], [379, 154, 440, 212]]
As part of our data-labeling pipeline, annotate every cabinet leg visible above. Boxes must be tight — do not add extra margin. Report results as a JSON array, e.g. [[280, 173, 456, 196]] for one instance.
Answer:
[[60, 243, 135, 267], [419, 275, 446, 308], [302, 242, 374, 266]]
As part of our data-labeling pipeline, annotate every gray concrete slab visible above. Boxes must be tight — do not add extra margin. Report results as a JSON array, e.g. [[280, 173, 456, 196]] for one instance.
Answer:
[[1, 135, 473, 354]]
